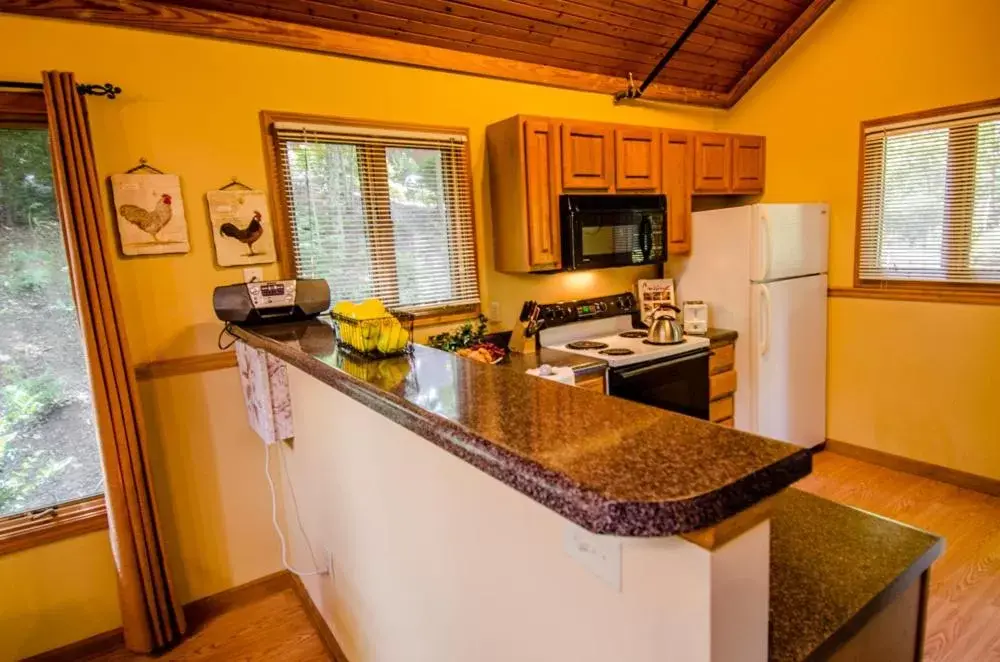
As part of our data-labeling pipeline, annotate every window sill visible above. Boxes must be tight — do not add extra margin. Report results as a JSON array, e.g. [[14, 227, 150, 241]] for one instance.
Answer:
[[829, 286, 1000, 306], [0, 495, 108, 556], [411, 307, 481, 329]]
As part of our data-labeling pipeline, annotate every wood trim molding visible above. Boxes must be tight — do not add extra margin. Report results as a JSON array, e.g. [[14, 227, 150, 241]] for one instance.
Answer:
[[828, 286, 1000, 306], [0, 495, 107, 557], [824, 439, 1000, 498], [134, 351, 237, 380], [0, 90, 47, 125], [24, 571, 296, 661], [726, 0, 838, 106], [290, 574, 350, 662], [0, 0, 730, 107], [681, 494, 774, 550]]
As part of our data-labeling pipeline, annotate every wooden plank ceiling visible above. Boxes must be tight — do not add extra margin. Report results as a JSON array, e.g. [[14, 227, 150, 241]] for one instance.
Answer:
[[0, 0, 835, 106]]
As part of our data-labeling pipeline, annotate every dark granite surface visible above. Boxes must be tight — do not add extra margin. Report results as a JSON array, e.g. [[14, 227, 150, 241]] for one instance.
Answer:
[[705, 327, 738, 347], [231, 318, 811, 536], [769, 489, 943, 662]]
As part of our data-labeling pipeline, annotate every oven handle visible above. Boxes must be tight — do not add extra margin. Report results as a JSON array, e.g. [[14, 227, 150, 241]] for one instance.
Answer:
[[613, 349, 711, 379]]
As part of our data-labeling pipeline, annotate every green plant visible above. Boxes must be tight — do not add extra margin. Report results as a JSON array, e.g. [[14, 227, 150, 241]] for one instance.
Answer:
[[0, 370, 65, 436], [5, 247, 55, 293], [427, 314, 489, 352]]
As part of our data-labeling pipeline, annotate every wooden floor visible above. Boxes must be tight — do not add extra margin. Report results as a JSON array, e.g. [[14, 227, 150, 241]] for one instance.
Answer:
[[67, 451, 1000, 661], [76, 588, 330, 661], [799, 451, 1000, 662]]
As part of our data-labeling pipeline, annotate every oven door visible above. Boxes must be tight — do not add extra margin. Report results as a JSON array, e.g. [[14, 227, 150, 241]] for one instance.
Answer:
[[561, 195, 666, 270], [607, 350, 710, 419]]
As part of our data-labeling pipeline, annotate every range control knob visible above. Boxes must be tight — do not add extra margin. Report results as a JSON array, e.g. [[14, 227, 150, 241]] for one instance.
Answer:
[[596, 302, 607, 313]]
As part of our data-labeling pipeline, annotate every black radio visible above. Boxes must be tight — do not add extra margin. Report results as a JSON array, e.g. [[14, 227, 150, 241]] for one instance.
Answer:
[[213, 278, 330, 325]]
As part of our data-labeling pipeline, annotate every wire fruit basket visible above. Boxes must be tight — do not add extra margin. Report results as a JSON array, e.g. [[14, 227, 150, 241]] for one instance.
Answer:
[[330, 309, 415, 359]]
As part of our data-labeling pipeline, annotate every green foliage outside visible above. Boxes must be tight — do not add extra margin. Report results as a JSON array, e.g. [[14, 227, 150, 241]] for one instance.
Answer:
[[1, 127, 102, 517]]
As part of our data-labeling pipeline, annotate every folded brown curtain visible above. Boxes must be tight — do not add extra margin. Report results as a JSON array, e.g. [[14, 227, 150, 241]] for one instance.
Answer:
[[42, 71, 186, 653]]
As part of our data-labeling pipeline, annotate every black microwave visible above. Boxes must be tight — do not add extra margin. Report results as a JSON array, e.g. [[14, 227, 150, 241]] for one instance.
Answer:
[[560, 194, 667, 270]]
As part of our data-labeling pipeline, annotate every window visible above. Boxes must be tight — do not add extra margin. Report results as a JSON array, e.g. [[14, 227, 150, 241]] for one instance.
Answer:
[[0, 93, 105, 550], [266, 115, 480, 319], [857, 99, 1000, 299]]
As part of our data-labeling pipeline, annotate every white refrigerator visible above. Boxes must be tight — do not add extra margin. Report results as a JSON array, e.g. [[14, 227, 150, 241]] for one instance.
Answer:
[[677, 203, 829, 448]]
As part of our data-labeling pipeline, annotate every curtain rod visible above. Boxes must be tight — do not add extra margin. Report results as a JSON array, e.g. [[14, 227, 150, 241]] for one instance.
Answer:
[[0, 80, 122, 99]]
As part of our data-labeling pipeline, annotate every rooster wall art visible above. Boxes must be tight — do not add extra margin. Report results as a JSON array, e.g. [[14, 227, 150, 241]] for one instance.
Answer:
[[110, 173, 190, 255], [206, 189, 276, 266]]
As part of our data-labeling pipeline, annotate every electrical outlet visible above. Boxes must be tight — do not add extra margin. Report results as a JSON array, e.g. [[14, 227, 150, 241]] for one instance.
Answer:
[[243, 267, 263, 283], [564, 523, 622, 591], [324, 548, 335, 578]]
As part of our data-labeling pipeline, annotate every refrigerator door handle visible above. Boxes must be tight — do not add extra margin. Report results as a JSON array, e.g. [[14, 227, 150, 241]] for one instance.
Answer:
[[760, 212, 772, 282], [759, 283, 772, 357]]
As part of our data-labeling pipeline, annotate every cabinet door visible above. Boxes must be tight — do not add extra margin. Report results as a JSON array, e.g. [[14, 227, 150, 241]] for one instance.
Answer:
[[731, 135, 766, 193], [662, 131, 693, 254], [561, 123, 614, 190], [523, 119, 562, 270], [615, 128, 660, 191], [693, 133, 732, 193]]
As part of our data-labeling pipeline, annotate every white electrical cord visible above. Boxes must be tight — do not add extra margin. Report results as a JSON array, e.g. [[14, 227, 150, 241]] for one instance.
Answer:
[[264, 441, 326, 577]]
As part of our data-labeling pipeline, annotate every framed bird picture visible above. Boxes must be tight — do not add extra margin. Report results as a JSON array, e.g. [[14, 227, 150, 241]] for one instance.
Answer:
[[206, 187, 276, 266], [111, 172, 190, 256]]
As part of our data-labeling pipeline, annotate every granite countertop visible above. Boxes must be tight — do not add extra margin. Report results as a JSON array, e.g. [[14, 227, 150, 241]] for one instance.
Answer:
[[231, 318, 810, 537], [769, 489, 943, 662], [705, 327, 738, 347]]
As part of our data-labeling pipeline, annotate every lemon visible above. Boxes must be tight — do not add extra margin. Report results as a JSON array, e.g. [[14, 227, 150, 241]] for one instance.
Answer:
[[355, 299, 386, 320]]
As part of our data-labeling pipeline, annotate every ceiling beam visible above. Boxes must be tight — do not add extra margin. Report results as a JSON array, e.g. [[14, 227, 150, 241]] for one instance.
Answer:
[[0, 0, 731, 107], [725, 0, 837, 106]]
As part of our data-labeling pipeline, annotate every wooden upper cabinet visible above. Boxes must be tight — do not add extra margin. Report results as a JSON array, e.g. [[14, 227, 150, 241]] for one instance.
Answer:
[[523, 120, 562, 269], [615, 128, 660, 191], [486, 116, 561, 273], [561, 123, 614, 191], [662, 131, 693, 254], [731, 135, 766, 194], [693, 133, 732, 193]]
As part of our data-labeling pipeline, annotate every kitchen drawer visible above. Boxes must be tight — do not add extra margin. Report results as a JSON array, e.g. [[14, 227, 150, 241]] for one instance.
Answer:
[[709, 344, 735, 374], [710, 370, 737, 401], [575, 372, 606, 393], [717, 418, 734, 428], [710, 396, 734, 422]]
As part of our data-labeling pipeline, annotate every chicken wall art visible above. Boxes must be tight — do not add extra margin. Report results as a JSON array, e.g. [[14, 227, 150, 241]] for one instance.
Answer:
[[206, 189, 276, 266], [110, 173, 190, 255]]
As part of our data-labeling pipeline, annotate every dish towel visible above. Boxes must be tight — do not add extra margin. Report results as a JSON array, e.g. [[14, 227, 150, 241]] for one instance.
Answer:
[[235, 340, 294, 444], [526, 364, 576, 386]]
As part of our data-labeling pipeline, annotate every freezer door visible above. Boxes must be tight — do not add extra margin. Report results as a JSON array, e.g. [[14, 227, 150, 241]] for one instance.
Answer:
[[748, 275, 827, 447], [750, 204, 829, 282]]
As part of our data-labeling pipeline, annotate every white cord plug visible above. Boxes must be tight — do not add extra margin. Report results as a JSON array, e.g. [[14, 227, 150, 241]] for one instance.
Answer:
[[264, 441, 327, 577]]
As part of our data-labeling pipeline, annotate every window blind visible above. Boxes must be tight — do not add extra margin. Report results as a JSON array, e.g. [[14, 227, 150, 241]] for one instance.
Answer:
[[273, 121, 480, 313], [859, 107, 1000, 285]]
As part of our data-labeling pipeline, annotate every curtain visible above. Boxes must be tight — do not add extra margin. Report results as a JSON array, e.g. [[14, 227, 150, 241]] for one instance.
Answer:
[[42, 71, 186, 652]]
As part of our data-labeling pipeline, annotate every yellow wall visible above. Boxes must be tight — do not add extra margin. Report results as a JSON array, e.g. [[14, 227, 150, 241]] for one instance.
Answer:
[[722, 0, 1000, 477], [0, 13, 718, 658]]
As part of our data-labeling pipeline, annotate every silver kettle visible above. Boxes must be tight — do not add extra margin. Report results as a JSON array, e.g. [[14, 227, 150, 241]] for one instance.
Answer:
[[647, 304, 685, 345]]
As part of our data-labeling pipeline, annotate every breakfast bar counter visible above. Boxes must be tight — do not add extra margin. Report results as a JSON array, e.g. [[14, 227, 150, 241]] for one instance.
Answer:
[[231, 318, 810, 536]]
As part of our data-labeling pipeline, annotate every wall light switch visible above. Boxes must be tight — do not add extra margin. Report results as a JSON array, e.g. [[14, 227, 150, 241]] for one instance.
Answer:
[[243, 267, 263, 283], [564, 523, 622, 591], [490, 301, 501, 322]]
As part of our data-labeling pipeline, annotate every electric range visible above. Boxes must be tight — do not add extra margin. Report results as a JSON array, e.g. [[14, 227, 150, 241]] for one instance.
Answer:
[[535, 292, 711, 419]]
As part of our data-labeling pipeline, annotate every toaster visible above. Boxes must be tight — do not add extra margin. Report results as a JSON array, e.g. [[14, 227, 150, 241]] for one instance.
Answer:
[[682, 300, 709, 335]]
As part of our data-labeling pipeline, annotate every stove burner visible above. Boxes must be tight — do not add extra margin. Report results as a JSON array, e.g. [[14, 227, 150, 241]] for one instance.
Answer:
[[566, 340, 609, 350], [643, 338, 686, 346], [599, 348, 634, 356], [619, 331, 647, 339]]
